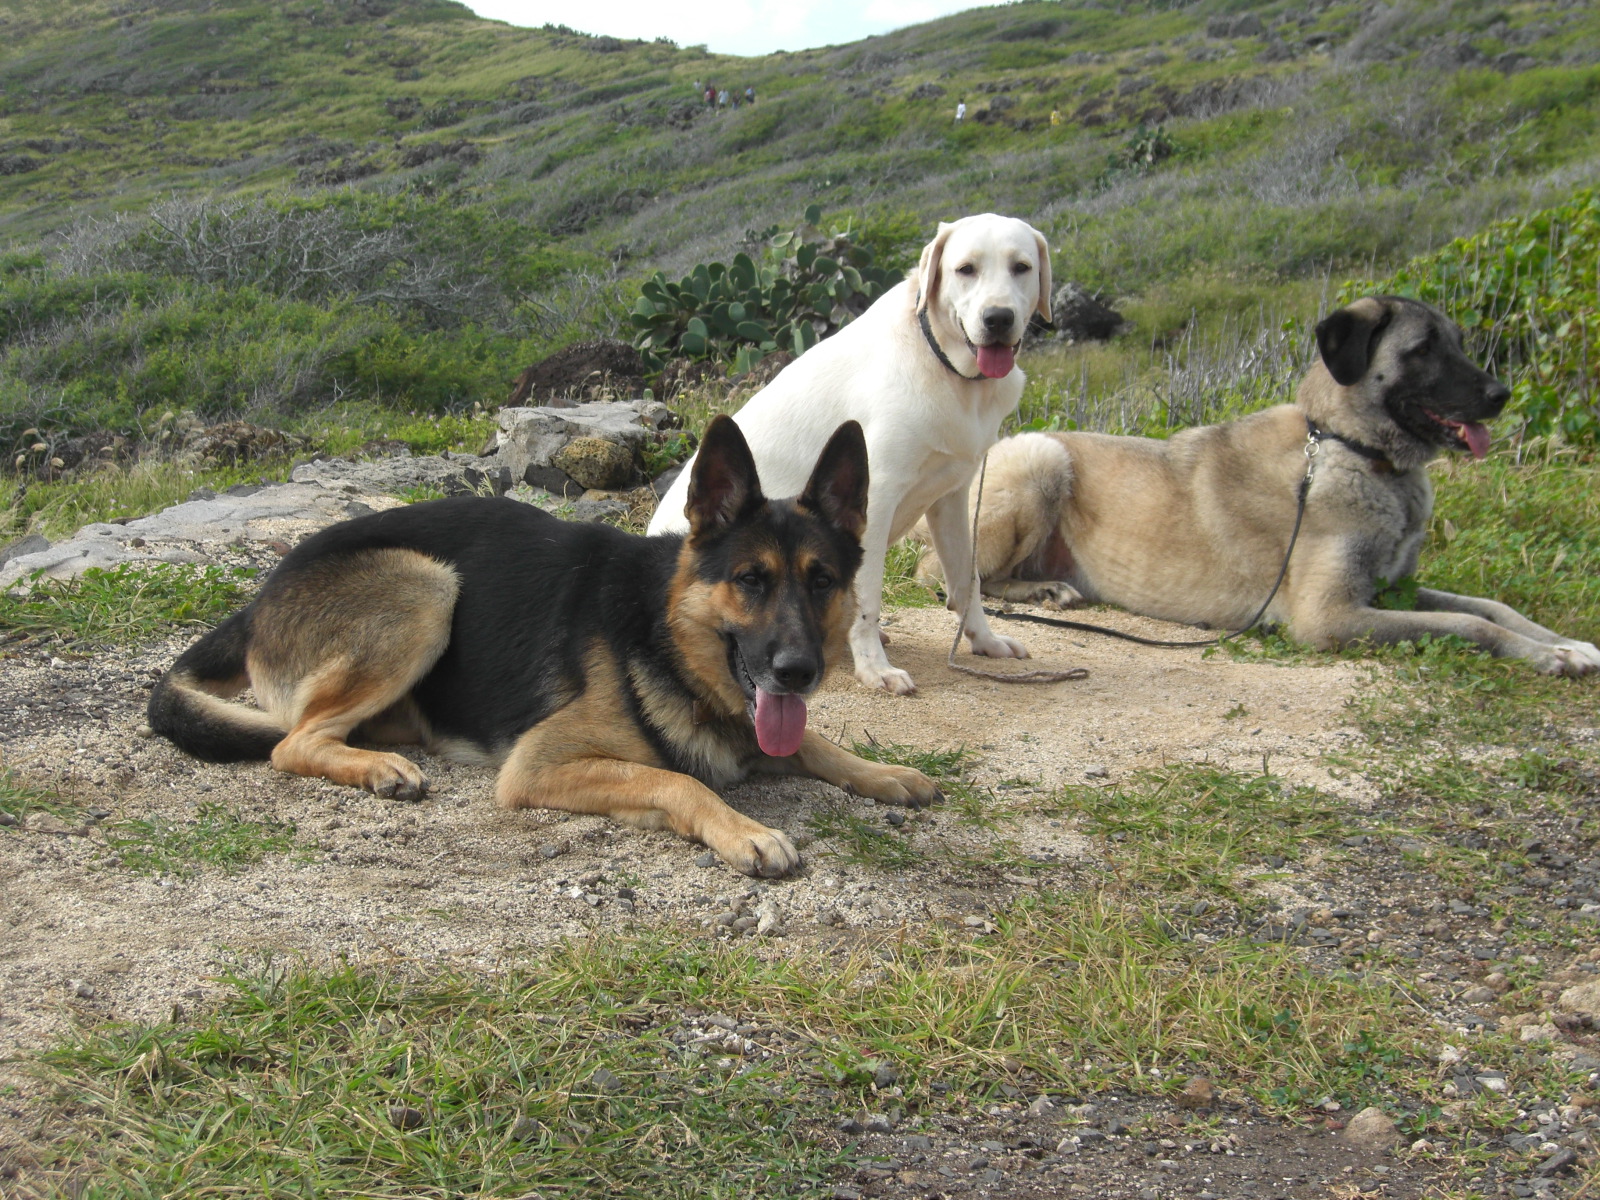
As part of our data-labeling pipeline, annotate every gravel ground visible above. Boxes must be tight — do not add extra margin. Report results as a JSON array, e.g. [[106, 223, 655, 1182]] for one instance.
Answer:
[[2, 484, 1597, 1196]]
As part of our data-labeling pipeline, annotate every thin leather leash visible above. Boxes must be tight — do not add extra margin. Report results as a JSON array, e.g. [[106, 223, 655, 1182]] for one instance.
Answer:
[[946, 449, 1090, 684], [979, 417, 1335, 653]]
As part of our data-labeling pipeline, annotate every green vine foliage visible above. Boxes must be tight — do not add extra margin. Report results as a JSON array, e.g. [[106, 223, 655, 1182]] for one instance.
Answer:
[[629, 205, 903, 376], [1349, 189, 1599, 445]]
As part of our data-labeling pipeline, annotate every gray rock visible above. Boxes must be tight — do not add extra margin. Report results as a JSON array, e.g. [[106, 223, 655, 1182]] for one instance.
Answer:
[[0, 533, 49, 570], [1049, 284, 1125, 344], [873, 1062, 899, 1089], [589, 1067, 624, 1094], [1083, 763, 1110, 779], [290, 453, 510, 498], [1342, 1106, 1400, 1151], [695, 851, 718, 868], [0, 481, 395, 586], [864, 1113, 895, 1133], [1557, 980, 1600, 1018], [495, 400, 673, 488], [1536, 1147, 1577, 1175]]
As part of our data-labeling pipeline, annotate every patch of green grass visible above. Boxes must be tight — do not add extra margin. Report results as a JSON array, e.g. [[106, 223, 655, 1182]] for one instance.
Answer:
[[4, 458, 293, 542], [805, 801, 925, 870], [1056, 764, 1344, 898], [35, 895, 1416, 1196], [0, 562, 257, 648], [101, 802, 298, 878], [0, 769, 81, 827]]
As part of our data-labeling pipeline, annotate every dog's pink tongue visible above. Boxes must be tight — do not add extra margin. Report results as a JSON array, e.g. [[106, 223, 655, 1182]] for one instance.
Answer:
[[975, 343, 1016, 378], [754, 689, 806, 757], [1458, 421, 1491, 460]]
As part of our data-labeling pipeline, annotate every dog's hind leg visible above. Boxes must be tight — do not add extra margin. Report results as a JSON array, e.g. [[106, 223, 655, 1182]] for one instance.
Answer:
[[497, 755, 801, 878], [253, 549, 459, 799]]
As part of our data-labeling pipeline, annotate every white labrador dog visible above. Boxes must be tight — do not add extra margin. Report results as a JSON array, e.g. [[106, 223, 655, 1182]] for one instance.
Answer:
[[650, 213, 1052, 694]]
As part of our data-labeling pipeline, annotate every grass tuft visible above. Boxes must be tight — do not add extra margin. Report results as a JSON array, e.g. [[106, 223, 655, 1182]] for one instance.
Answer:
[[101, 802, 299, 878], [0, 562, 257, 648]]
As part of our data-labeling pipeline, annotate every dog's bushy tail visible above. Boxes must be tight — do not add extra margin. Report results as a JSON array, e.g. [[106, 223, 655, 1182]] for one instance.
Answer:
[[147, 609, 285, 761]]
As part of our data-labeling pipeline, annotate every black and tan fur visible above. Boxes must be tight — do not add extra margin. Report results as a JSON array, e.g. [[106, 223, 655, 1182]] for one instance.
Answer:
[[149, 417, 941, 877], [915, 296, 1600, 676]]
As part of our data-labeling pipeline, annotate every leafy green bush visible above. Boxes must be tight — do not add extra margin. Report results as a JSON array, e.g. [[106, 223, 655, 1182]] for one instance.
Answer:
[[629, 205, 903, 375], [1349, 188, 1600, 444]]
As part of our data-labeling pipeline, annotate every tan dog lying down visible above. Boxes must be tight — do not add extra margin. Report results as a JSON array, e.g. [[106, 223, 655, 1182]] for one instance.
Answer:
[[914, 296, 1600, 677]]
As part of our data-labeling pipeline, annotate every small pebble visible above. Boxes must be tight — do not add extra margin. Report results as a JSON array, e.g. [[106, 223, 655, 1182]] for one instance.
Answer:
[[539, 843, 565, 859], [387, 1104, 426, 1131], [864, 1113, 894, 1133], [1083, 764, 1109, 779], [695, 852, 717, 868], [885, 810, 906, 827]]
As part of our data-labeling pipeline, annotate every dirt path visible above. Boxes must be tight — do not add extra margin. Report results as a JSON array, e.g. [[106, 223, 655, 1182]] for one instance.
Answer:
[[0, 604, 1361, 1068], [4, 567, 1596, 1198]]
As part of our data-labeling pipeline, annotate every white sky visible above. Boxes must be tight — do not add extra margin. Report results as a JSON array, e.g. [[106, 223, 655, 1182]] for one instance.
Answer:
[[461, 0, 986, 58]]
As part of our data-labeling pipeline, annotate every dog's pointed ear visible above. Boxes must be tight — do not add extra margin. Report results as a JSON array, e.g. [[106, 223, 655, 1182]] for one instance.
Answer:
[[686, 415, 765, 537], [913, 221, 956, 314], [1031, 225, 1053, 323], [798, 420, 869, 541], [1316, 297, 1392, 387]]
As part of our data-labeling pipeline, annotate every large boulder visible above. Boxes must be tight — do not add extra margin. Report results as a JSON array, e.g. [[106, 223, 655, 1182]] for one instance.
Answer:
[[494, 399, 676, 493]]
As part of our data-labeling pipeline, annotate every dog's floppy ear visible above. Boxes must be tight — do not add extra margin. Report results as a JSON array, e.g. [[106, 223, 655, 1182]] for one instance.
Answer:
[[1030, 225, 1053, 323], [686, 415, 765, 537], [798, 420, 869, 541], [914, 221, 956, 314], [1316, 297, 1392, 387]]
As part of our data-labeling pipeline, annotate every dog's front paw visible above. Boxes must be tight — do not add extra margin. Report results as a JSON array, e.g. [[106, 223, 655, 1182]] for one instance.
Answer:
[[969, 632, 1029, 659], [366, 753, 428, 801], [856, 663, 917, 694], [846, 764, 943, 809], [708, 822, 801, 878]]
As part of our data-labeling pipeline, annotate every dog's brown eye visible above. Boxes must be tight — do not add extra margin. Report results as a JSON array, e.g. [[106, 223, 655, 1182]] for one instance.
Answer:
[[737, 571, 765, 590], [812, 571, 835, 592], [955, 263, 977, 276], [1011, 262, 1032, 274]]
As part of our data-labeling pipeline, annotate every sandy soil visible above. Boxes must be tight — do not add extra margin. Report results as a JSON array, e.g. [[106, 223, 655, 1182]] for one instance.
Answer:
[[0, 599, 1365, 1079]]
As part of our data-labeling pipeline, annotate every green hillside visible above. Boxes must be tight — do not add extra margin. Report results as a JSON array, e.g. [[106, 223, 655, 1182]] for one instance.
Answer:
[[2, 0, 1598, 443]]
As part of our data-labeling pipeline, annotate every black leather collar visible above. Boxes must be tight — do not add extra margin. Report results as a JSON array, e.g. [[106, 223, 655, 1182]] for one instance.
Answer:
[[917, 297, 984, 381], [1305, 416, 1393, 470]]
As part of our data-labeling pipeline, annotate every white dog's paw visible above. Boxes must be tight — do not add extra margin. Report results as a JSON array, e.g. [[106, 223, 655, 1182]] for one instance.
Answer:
[[1552, 641, 1600, 676], [969, 632, 1029, 659], [856, 663, 917, 694]]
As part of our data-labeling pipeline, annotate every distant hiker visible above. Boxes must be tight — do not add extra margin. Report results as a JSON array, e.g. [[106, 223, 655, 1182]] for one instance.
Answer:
[[745, 85, 755, 105], [955, 98, 967, 122], [705, 85, 716, 108], [718, 88, 729, 109], [1050, 108, 1061, 127]]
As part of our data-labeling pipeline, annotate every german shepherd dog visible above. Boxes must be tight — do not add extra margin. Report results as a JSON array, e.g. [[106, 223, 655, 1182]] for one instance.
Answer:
[[916, 296, 1600, 676], [148, 416, 941, 877]]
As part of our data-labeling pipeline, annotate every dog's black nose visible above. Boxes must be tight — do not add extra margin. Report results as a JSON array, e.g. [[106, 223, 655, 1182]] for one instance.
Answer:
[[770, 650, 817, 693], [1486, 380, 1511, 409], [982, 306, 1015, 335]]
